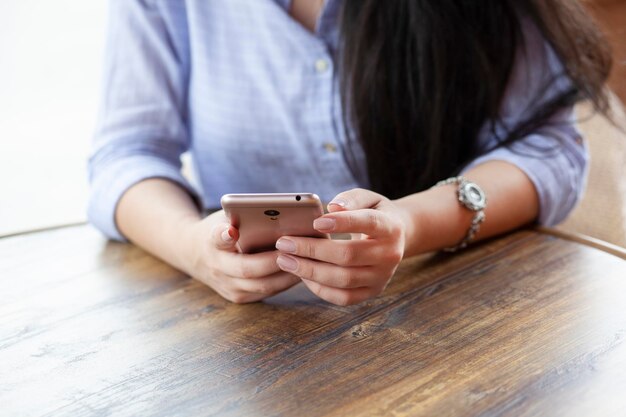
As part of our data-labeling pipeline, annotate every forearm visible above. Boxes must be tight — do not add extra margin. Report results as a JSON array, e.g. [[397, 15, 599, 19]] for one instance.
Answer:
[[396, 160, 539, 257], [115, 178, 202, 273]]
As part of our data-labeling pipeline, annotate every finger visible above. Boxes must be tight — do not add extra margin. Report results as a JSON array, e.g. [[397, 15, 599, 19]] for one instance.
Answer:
[[276, 254, 381, 288], [220, 290, 266, 304], [211, 222, 240, 251], [276, 237, 402, 267], [301, 279, 378, 306], [210, 280, 271, 304], [217, 250, 282, 279], [327, 188, 386, 212], [230, 272, 300, 296], [313, 209, 399, 239]]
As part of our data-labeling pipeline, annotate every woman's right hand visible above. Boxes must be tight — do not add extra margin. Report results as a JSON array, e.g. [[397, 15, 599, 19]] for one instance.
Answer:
[[182, 210, 301, 303]]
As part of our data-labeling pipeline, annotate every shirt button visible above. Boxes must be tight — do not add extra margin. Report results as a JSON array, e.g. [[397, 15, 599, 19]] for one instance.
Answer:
[[315, 58, 330, 73], [323, 142, 338, 153]]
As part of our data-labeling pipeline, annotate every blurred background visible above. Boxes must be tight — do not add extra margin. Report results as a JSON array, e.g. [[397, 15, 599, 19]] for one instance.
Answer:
[[586, 0, 626, 105], [0, 0, 107, 236], [0, 0, 624, 242]]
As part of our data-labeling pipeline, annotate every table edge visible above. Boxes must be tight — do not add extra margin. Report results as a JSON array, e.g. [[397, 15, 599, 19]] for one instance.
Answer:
[[0, 221, 88, 240], [3, 222, 624, 263], [535, 226, 626, 260]]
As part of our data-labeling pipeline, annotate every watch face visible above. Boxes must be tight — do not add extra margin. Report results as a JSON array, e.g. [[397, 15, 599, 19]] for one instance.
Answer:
[[460, 182, 487, 211]]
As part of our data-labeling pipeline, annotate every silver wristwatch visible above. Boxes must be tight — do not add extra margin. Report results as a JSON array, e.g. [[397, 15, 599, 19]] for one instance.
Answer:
[[434, 176, 487, 252]]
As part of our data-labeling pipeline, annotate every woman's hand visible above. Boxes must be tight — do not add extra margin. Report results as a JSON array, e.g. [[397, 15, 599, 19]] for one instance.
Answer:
[[275, 188, 410, 306], [183, 210, 300, 304]]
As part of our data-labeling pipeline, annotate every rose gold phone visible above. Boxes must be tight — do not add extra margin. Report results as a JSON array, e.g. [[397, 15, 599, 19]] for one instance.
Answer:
[[220, 193, 328, 253]]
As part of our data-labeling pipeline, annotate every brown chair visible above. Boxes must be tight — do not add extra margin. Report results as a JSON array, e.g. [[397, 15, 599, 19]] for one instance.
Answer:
[[556, 95, 626, 248]]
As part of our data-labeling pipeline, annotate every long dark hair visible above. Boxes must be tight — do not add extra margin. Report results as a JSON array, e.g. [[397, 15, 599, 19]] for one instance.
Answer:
[[339, 0, 611, 199]]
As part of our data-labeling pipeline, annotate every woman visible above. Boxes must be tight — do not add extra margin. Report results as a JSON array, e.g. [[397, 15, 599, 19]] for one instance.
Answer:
[[88, 0, 610, 305]]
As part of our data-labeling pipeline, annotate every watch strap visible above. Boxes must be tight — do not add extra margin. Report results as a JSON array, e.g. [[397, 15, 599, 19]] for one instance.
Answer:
[[434, 176, 487, 252]]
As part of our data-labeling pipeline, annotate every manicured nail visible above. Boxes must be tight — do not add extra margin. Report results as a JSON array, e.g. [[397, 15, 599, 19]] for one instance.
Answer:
[[221, 229, 233, 242], [277, 254, 298, 272], [276, 238, 296, 253], [314, 217, 336, 232], [328, 199, 347, 209]]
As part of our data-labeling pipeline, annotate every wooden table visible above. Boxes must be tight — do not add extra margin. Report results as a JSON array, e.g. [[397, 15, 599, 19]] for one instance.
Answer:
[[1, 225, 626, 417]]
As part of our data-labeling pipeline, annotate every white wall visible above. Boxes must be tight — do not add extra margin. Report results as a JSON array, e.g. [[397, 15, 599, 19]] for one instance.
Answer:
[[0, 0, 108, 236]]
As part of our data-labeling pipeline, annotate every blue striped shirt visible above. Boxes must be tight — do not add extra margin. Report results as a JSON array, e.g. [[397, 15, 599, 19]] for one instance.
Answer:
[[88, 0, 588, 241]]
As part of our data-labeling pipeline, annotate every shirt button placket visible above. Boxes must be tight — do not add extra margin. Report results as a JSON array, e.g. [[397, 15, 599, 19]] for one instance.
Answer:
[[311, 52, 342, 196], [314, 55, 335, 159]]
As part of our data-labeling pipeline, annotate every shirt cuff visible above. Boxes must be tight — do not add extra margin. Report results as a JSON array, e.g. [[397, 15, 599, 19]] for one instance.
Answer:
[[88, 155, 199, 241], [462, 132, 589, 227]]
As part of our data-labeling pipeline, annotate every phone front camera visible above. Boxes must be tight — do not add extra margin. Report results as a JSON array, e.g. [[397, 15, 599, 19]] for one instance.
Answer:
[[295, 195, 301, 201], [264, 209, 280, 217]]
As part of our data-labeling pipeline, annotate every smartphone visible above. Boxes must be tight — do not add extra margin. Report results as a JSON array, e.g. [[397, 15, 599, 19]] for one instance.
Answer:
[[220, 193, 329, 253]]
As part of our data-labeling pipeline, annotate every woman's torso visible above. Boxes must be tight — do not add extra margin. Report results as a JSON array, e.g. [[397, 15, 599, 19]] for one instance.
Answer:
[[166, 0, 368, 208]]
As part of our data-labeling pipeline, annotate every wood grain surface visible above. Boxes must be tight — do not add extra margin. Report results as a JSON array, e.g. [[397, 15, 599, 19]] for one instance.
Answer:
[[1, 225, 625, 417]]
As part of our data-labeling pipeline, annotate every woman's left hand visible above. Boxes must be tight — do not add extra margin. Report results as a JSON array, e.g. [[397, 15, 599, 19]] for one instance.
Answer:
[[275, 188, 410, 305]]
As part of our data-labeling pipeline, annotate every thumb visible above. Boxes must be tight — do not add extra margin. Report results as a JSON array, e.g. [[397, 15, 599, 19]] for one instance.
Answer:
[[327, 188, 385, 212], [212, 223, 239, 251]]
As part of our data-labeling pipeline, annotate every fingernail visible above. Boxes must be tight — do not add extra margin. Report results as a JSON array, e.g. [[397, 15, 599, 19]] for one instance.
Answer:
[[277, 254, 298, 272], [314, 217, 336, 232], [328, 199, 347, 208], [221, 229, 233, 242], [276, 238, 296, 253]]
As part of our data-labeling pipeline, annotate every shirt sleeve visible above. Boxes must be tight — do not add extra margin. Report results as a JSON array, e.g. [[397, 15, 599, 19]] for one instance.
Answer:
[[462, 20, 588, 227], [88, 0, 198, 241]]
